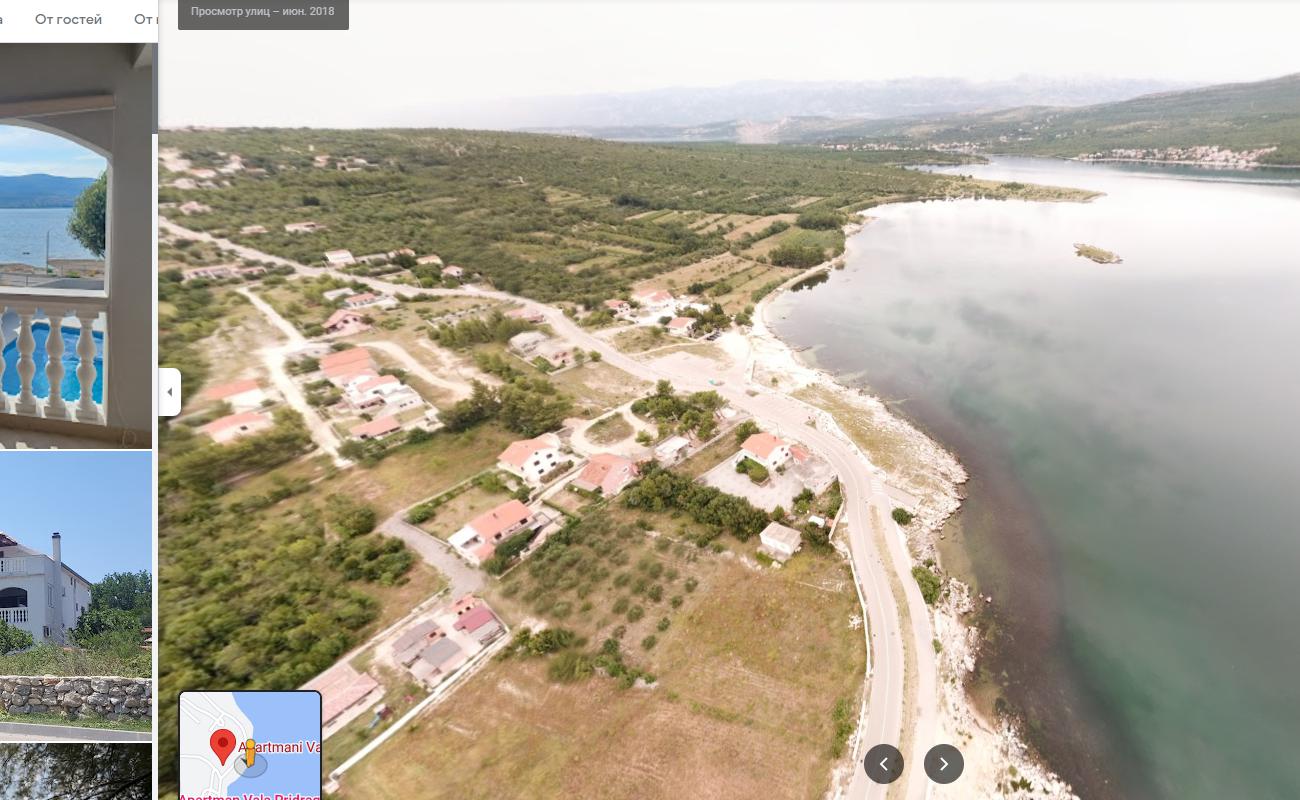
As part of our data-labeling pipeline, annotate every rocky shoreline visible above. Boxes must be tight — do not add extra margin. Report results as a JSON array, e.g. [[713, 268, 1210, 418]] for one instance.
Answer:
[[748, 217, 1078, 800]]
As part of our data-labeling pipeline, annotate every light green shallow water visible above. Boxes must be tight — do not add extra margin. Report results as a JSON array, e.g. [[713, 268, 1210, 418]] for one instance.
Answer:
[[770, 157, 1300, 799]]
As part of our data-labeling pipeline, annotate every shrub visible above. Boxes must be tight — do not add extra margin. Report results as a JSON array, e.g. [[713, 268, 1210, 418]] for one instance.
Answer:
[[656, 617, 671, 632], [627, 605, 644, 623], [641, 635, 657, 650], [795, 209, 846, 230], [892, 508, 914, 525], [912, 566, 942, 605], [547, 650, 594, 683], [327, 496, 377, 537]]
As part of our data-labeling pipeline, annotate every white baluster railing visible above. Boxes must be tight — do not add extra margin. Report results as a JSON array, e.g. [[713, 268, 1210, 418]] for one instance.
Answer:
[[0, 292, 108, 425], [0, 557, 38, 575], [0, 607, 30, 625]]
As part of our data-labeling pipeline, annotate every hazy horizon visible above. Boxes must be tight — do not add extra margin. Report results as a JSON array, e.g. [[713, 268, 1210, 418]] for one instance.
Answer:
[[160, 0, 1300, 128]]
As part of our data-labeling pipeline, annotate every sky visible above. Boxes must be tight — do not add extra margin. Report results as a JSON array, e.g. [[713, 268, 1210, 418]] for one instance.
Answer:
[[0, 127, 106, 178], [0, 451, 151, 582], [160, 0, 1300, 127]]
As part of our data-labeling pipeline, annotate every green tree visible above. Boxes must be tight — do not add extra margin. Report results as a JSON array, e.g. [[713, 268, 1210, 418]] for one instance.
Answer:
[[67, 171, 107, 257], [0, 619, 34, 653], [327, 496, 377, 537], [0, 742, 151, 799]]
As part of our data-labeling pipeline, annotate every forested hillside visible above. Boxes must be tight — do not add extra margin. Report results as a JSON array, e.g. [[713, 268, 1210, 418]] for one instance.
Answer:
[[815, 73, 1300, 164]]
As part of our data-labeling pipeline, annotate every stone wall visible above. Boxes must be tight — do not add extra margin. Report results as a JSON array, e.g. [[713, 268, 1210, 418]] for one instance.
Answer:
[[0, 676, 151, 721]]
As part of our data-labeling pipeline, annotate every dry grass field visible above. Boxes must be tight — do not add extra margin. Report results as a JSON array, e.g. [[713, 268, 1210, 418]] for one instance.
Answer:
[[339, 544, 864, 800]]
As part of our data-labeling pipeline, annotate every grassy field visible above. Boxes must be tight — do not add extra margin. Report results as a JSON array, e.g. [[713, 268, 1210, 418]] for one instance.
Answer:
[[586, 413, 634, 445], [341, 539, 864, 800], [418, 484, 512, 540], [323, 666, 427, 776], [547, 362, 650, 418]]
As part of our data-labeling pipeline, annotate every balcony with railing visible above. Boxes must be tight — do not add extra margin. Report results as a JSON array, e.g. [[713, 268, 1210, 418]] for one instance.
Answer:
[[0, 292, 107, 427], [0, 607, 30, 626], [0, 557, 43, 576]]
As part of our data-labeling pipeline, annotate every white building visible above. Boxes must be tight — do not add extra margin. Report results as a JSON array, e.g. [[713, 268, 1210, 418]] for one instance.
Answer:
[[497, 434, 563, 484], [633, 288, 676, 310], [666, 317, 696, 337], [0, 532, 92, 644], [740, 432, 792, 470], [758, 522, 803, 562], [654, 435, 692, 465], [324, 249, 356, 266], [508, 330, 550, 356]]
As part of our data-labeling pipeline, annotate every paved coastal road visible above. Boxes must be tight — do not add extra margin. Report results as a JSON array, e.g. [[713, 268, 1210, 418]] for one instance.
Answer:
[[162, 219, 939, 800]]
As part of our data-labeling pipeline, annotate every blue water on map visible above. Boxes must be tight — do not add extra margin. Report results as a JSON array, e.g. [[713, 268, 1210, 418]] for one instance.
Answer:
[[228, 691, 323, 797]]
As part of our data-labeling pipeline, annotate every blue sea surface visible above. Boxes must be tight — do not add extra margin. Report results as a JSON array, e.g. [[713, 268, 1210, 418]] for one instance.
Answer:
[[1, 323, 104, 402], [0, 207, 94, 266], [228, 691, 322, 798]]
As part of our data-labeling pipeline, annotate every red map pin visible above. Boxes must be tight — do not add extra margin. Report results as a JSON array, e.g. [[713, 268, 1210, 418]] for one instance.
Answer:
[[210, 729, 237, 765]]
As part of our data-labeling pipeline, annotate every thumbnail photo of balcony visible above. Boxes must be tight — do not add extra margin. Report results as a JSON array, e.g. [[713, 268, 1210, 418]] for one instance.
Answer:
[[0, 451, 151, 743], [0, 44, 154, 449]]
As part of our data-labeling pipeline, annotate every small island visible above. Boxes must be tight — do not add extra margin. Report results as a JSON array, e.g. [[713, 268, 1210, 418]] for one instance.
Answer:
[[1074, 243, 1123, 264]]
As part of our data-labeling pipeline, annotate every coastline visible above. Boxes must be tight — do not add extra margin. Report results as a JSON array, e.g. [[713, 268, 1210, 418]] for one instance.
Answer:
[[746, 215, 1078, 799]]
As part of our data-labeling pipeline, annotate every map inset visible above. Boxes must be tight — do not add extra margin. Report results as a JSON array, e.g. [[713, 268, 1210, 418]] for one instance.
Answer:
[[179, 690, 322, 800]]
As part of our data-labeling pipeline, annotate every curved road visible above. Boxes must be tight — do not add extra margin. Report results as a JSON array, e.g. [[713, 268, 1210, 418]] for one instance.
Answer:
[[162, 218, 941, 799]]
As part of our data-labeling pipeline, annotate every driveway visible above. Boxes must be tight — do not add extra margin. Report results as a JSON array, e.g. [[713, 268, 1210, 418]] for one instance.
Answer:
[[378, 513, 484, 599], [700, 454, 806, 512]]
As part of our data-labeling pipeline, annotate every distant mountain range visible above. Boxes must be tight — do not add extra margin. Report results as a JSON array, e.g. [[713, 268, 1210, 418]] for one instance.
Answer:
[[512, 76, 1185, 134], [524, 73, 1300, 165], [0, 174, 95, 208]]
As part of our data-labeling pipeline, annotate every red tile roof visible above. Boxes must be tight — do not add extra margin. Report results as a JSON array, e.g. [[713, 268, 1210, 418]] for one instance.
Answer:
[[200, 410, 272, 436], [350, 415, 400, 438], [453, 605, 497, 633], [202, 378, 260, 400], [468, 499, 533, 540], [324, 309, 366, 329], [321, 347, 372, 370], [498, 437, 556, 468], [575, 453, 638, 494], [742, 432, 786, 459]]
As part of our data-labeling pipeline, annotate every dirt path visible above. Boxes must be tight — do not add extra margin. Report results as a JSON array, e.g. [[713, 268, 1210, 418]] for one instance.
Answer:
[[363, 340, 473, 401], [236, 287, 344, 464]]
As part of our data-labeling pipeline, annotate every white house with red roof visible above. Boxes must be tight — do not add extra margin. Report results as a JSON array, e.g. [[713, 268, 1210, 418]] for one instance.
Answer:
[[740, 431, 792, 470], [343, 373, 423, 414], [201, 378, 268, 412], [571, 453, 639, 496], [320, 348, 376, 384], [603, 298, 632, 317], [342, 291, 399, 311], [199, 410, 274, 444], [666, 317, 696, 337], [497, 434, 563, 484], [633, 288, 676, 309], [323, 309, 371, 336], [449, 499, 537, 565], [350, 415, 401, 441]]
